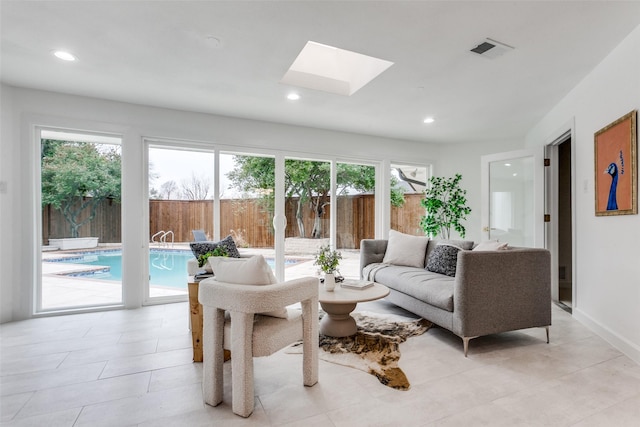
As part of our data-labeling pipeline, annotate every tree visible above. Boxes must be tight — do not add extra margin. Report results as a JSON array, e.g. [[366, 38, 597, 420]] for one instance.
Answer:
[[41, 140, 121, 238], [181, 173, 211, 200], [419, 174, 471, 239], [159, 180, 179, 199], [227, 156, 405, 238]]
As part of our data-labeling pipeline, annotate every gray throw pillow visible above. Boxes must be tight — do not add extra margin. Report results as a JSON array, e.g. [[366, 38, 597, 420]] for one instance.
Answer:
[[426, 244, 462, 277], [190, 235, 241, 260]]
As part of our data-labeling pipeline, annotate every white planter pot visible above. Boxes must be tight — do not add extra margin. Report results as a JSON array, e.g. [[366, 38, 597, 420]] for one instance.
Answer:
[[324, 273, 336, 292], [48, 237, 99, 250]]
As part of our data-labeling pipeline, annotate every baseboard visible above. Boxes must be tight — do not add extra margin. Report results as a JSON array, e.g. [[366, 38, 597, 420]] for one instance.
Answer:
[[573, 308, 640, 366]]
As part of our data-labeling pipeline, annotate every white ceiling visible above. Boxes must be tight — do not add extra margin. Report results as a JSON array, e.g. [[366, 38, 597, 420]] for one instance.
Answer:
[[2, 1, 639, 144]]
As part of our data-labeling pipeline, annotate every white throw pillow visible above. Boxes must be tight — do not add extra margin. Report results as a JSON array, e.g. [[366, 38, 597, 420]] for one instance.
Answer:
[[208, 255, 287, 318], [472, 240, 509, 251], [383, 229, 429, 268], [209, 255, 273, 285]]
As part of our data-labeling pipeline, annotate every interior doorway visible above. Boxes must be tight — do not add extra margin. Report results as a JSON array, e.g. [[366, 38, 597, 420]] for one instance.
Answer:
[[546, 131, 575, 312], [556, 138, 573, 311]]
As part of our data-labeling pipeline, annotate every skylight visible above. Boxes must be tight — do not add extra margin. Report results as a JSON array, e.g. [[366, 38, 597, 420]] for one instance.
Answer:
[[281, 41, 393, 96]]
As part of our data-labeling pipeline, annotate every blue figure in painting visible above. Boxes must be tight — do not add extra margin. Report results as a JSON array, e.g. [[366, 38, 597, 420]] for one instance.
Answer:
[[605, 162, 618, 210]]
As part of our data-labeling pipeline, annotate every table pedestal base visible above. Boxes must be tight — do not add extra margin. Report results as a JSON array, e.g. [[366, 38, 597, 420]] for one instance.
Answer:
[[319, 301, 358, 337]]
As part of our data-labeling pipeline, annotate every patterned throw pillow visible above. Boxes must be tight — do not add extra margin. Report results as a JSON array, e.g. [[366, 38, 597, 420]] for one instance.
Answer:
[[426, 244, 462, 277], [189, 235, 241, 261]]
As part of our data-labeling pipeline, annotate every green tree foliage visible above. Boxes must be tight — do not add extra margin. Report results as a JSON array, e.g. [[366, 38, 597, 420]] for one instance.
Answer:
[[227, 156, 405, 238], [419, 174, 471, 239], [41, 140, 121, 238]]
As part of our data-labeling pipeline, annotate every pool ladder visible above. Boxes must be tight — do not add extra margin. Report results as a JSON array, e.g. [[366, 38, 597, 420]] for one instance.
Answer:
[[151, 230, 174, 248]]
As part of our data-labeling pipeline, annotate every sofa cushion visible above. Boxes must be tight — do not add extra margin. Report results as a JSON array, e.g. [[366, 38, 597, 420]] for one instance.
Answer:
[[426, 243, 461, 277], [382, 229, 429, 268], [373, 265, 454, 312]]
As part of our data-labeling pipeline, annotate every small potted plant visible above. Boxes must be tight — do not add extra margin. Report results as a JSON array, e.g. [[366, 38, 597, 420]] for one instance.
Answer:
[[314, 244, 342, 291], [197, 246, 229, 272]]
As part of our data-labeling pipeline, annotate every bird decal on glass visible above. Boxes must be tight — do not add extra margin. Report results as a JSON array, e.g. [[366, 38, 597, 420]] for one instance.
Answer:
[[605, 162, 618, 210]]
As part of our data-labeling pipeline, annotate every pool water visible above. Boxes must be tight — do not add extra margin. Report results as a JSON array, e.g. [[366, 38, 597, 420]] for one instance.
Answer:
[[54, 250, 282, 289]]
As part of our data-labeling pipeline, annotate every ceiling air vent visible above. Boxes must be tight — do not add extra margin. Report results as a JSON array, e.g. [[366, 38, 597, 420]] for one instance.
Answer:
[[470, 38, 514, 59]]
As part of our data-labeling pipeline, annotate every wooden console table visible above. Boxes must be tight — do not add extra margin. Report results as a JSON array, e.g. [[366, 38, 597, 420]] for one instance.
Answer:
[[187, 279, 203, 362]]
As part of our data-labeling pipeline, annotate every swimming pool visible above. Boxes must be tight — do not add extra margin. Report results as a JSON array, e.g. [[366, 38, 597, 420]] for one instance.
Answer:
[[46, 250, 295, 289]]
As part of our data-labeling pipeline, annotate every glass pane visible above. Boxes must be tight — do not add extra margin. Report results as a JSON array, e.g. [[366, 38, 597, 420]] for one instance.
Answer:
[[336, 162, 376, 279], [282, 158, 331, 281], [489, 157, 534, 246], [391, 164, 428, 236], [40, 134, 123, 311], [221, 152, 275, 266], [148, 146, 214, 299]]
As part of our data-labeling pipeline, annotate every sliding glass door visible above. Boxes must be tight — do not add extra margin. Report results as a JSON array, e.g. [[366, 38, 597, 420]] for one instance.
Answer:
[[147, 144, 215, 301], [39, 130, 123, 311]]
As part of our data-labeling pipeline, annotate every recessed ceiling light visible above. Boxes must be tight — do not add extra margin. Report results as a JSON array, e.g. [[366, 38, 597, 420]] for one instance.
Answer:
[[287, 93, 300, 101], [423, 117, 435, 124], [513, 173, 518, 177], [53, 50, 76, 61], [504, 163, 512, 167]]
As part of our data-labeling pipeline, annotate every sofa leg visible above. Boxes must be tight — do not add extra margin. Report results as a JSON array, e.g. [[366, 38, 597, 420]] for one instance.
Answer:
[[463, 337, 470, 357], [545, 326, 550, 344]]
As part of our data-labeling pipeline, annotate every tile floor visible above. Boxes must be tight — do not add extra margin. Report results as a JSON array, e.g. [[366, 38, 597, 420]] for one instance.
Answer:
[[1, 301, 639, 426]]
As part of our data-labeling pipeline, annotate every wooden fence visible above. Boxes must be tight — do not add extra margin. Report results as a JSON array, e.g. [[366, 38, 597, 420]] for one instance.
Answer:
[[42, 198, 122, 245], [43, 194, 425, 249]]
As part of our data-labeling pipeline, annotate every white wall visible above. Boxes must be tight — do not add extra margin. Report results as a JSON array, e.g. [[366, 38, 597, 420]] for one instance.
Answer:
[[0, 85, 440, 321], [526, 25, 640, 364], [0, 85, 15, 323]]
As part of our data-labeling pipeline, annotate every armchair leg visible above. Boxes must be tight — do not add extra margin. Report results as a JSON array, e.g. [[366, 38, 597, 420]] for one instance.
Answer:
[[230, 312, 255, 418], [545, 326, 550, 344], [202, 307, 225, 407], [302, 298, 319, 387]]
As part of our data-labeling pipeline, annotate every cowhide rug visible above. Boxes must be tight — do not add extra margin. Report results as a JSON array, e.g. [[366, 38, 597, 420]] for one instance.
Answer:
[[287, 312, 432, 390]]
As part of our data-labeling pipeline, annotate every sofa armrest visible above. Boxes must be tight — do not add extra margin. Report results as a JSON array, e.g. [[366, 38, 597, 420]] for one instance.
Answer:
[[359, 239, 388, 278], [452, 248, 551, 338]]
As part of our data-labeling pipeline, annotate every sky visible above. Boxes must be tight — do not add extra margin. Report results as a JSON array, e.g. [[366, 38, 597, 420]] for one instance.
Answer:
[[148, 147, 242, 199], [148, 147, 426, 199]]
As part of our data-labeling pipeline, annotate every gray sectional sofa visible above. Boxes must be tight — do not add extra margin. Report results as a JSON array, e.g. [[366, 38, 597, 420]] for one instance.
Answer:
[[360, 237, 551, 356]]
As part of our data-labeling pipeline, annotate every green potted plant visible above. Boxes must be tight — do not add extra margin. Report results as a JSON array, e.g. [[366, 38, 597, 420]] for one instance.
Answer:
[[420, 173, 472, 239], [197, 246, 229, 272], [314, 244, 342, 291]]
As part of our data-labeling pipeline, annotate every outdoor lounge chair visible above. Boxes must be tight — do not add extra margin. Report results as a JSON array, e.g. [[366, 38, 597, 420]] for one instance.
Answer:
[[192, 229, 208, 242]]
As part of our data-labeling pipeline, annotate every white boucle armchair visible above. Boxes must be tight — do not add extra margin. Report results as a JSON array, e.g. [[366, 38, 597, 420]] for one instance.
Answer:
[[198, 276, 319, 418]]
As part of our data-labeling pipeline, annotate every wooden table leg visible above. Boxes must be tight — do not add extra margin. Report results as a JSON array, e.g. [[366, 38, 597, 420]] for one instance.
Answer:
[[187, 282, 203, 362]]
